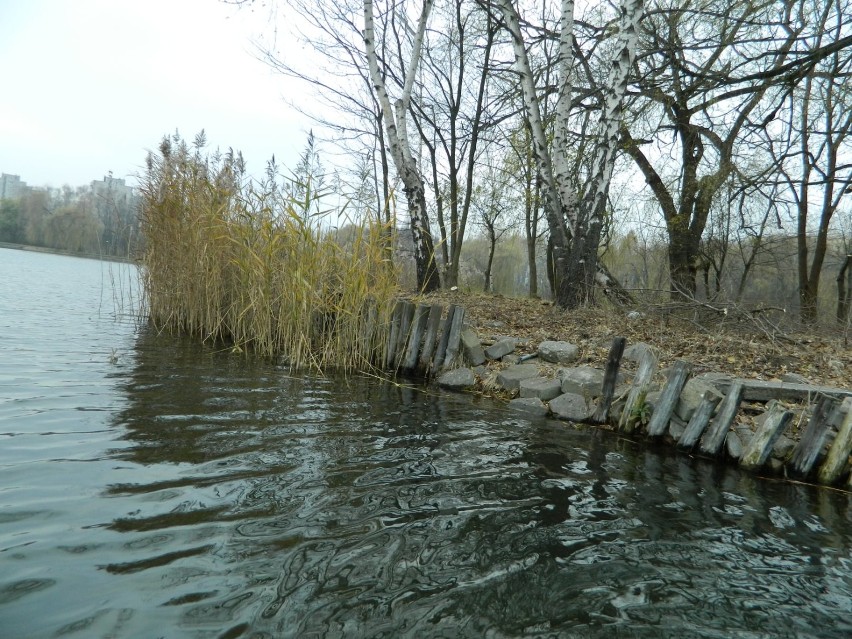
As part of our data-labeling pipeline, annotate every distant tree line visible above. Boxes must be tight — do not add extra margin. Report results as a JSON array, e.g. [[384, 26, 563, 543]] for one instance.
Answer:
[[0, 179, 141, 257]]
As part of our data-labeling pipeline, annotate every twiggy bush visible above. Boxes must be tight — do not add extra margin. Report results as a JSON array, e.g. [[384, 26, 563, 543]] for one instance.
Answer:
[[139, 132, 399, 371]]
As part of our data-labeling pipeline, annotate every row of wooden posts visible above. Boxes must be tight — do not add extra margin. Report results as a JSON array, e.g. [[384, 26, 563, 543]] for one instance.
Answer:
[[377, 300, 466, 376], [377, 302, 852, 488], [598, 337, 852, 488]]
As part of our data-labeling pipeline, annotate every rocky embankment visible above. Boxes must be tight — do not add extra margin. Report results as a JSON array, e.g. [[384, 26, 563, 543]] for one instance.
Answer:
[[436, 330, 852, 488]]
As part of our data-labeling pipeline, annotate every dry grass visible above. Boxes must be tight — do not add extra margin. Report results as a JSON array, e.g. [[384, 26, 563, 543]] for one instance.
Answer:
[[138, 132, 399, 372]]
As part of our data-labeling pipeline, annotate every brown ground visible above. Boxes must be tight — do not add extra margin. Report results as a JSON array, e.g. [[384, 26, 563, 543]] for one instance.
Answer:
[[421, 290, 852, 394]]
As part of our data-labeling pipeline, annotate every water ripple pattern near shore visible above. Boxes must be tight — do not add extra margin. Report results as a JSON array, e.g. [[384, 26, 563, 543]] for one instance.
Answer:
[[1, 248, 852, 638]]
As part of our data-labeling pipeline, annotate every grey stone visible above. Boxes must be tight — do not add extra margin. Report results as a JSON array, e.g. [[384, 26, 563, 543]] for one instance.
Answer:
[[437, 367, 476, 390], [460, 327, 486, 366], [726, 431, 744, 459], [694, 372, 734, 390], [549, 392, 592, 422], [676, 378, 724, 422], [471, 365, 488, 377], [485, 338, 517, 360], [558, 366, 605, 397], [509, 397, 549, 417], [734, 424, 754, 449], [520, 377, 563, 401], [781, 372, 809, 384], [669, 418, 685, 440], [502, 354, 522, 365], [772, 434, 796, 460], [623, 342, 657, 363], [496, 364, 540, 391], [537, 340, 580, 365]]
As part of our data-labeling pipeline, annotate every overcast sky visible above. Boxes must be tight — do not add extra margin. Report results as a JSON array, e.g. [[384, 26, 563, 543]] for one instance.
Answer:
[[0, 0, 312, 189]]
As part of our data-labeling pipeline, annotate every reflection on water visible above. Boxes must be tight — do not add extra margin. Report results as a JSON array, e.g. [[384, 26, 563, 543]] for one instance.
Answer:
[[1, 248, 852, 638]]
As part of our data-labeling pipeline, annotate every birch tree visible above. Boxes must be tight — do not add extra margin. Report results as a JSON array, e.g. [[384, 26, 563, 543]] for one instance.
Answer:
[[364, 0, 441, 292], [494, 0, 642, 308]]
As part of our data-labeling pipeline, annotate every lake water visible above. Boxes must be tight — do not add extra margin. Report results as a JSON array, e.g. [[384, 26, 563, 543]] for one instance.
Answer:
[[1, 247, 851, 638]]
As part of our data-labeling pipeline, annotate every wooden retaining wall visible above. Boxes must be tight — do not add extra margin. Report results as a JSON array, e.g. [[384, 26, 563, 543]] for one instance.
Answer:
[[375, 300, 465, 378], [378, 303, 852, 488], [611, 338, 852, 488]]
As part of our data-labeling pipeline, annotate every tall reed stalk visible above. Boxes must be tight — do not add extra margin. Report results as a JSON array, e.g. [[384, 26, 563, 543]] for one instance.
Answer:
[[138, 132, 399, 372]]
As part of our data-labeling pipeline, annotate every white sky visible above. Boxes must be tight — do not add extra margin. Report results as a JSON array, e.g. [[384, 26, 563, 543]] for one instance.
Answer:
[[0, 0, 313, 189]]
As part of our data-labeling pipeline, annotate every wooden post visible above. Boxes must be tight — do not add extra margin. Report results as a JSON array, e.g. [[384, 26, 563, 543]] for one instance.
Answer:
[[418, 304, 444, 374], [359, 298, 378, 364], [619, 350, 658, 434], [740, 402, 793, 471], [384, 301, 404, 369], [394, 301, 416, 368], [677, 392, 721, 450], [432, 305, 456, 371], [592, 336, 626, 424], [817, 398, 852, 485], [647, 360, 692, 437], [788, 396, 836, 477], [402, 304, 430, 372], [700, 381, 743, 456], [442, 306, 466, 369]]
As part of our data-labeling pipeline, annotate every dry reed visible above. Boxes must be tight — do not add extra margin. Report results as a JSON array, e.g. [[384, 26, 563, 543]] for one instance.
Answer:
[[138, 132, 399, 372]]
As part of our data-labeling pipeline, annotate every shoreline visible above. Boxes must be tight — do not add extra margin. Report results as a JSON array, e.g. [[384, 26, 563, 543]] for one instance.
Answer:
[[0, 241, 136, 264]]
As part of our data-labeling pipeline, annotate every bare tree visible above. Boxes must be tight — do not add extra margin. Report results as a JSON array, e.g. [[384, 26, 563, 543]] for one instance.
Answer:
[[493, 0, 640, 309], [364, 0, 441, 291]]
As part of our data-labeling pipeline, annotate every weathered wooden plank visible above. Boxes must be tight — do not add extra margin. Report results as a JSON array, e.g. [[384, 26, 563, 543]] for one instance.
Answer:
[[700, 381, 743, 456], [393, 301, 416, 368], [432, 305, 457, 371], [402, 304, 430, 372], [418, 304, 444, 373], [442, 306, 466, 370], [384, 301, 404, 369], [647, 360, 692, 437], [740, 403, 793, 471], [788, 396, 836, 477], [677, 391, 721, 450], [817, 397, 852, 485], [359, 298, 378, 363], [715, 378, 852, 402], [592, 336, 626, 424], [619, 350, 658, 434]]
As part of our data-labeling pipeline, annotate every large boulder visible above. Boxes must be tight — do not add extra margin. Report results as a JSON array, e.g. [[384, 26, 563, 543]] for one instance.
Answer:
[[437, 367, 476, 390], [623, 342, 657, 363], [519, 377, 563, 401], [485, 337, 517, 360], [509, 397, 549, 417], [558, 366, 605, 397], [460, 327, 486, 366], [549, 392, 592, 422], [537, 340, 580, 365], [496, 364, 540, 391], [676, 377, 724, 422]]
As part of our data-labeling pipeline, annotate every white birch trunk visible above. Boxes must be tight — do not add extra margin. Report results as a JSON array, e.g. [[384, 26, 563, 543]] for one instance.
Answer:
[[495, 0, 570, 253], [364, 0, 440, 292], [497, 0, 639, 307]]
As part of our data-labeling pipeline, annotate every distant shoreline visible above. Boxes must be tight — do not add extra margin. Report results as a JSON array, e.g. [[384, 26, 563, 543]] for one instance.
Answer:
[[0, 241, 137, 264]]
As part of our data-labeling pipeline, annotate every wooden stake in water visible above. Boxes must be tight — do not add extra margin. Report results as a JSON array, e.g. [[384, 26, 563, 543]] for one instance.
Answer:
[[619, 350, 658, 434], [647, 360, 692, 437], [740, 402, 793, 471], [592, 336, 626, 424], [700, 381, 743, 456], [817, 398, 852, 485]]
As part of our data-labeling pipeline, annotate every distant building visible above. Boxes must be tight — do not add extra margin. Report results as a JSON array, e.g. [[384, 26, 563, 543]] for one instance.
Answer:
[[90, 173, 135, 206], [0, 173, 28, 200]]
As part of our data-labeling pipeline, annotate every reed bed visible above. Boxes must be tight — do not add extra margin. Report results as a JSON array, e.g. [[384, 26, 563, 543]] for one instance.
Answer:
[[138, 132, 399, 372]]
